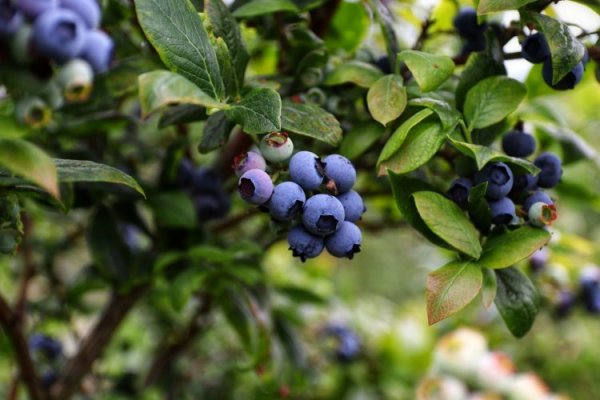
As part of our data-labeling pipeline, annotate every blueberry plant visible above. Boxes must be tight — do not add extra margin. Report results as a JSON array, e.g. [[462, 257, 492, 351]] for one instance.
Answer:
[[1, 0, 600, 398]]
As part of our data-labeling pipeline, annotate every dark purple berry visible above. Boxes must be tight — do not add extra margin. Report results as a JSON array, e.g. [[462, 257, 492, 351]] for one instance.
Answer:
[[33, 9, 86, 63], [288, 225, 324, 261], [453, 7, 486, 39], [324, 324, 361, 363], [59, 0, 100, 29], [325, 221, 361, 259], [474, 162, 514, 200], [521, 33, 550, 64], [374, 55, 391, 74], [447, 177, 472, 208], [302, 194, 345, 236], [522, 190, 553, 212], [323, 154, 356, 194], [534, 152, 562, 188], [502, 130, 536, 158], [289, 151, 325, 191], [510, 173, 538, 196], [581, 267, 600, 314], [488, 197, 516, 225], [29, 334, 62, 360], [238, 169, 273, 205], [542, 59, 584, 90], [529, 248, 548, 273], [460, 35, 486, 56], [554, 290, 575, 318], [267, 181, 306, 221], [0, 0, 24, 37], [233, 151, 266, 177], [336, 190, 365, 222]]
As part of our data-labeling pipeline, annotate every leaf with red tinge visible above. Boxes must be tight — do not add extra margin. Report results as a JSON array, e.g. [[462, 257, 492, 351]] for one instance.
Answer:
[[427, 260, 483, 325]]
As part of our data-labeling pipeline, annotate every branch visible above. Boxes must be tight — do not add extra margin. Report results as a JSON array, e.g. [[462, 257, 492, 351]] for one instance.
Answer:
[[0, 293, 44, 400], [49, 285, 147, 400], [14, 214, 35, 323]]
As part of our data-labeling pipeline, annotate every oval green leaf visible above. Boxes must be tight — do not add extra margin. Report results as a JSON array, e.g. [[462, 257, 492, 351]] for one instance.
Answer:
[[478, 0, 537, 14], [324, 60, 384, 88], [479, 226, 551, 269], [281, 100, 342, 146], [397, 50, 455, 92], [367, 75, 406, 126], [233, 0, 299, 17], [495, 267, 539, 338], [224, 88, 281, 134]]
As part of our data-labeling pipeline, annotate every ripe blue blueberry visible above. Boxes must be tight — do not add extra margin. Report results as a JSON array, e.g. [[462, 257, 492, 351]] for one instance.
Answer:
[[522, 190, 553, 212], [259, 132, 294, 163], [193, 192, 230, 221], [453, 7, 486, 39], [542, 59, 584, 90], [267, 181, 306, 221], [176, 159, 195, 186], [191, 167, 222, 194], [79, 30, 114, 74], [488, 197, 516, 225], [460, 35, 486, 56], [302, 194, 345, 236], [233, 151, 266, 177], [323, 154, 356, 194], [238, 169, 273, 205], [325, 221, 362, 259], [502, 130, 536, 158], [510, 173, 538, 196], [521, 33, 550, 64], [41, 371, 58, 389], [447, 177, 472, 208], [17, 0, 57, 20], [529, 248, 548, 273], [288, 224, 324, 261], [374, 55, 391, 74], [474, 162, 514, 200], [59, 0, 100, 29], [580, 267, 600, 314], [336, 190, 365, 222], [33, 9, 86, 63], [289, 151, 325, 191], [0, 1, 24, 37], [29, 334, 62, 360], [325, 324, 361, 363], [534, 152, 562, 188]]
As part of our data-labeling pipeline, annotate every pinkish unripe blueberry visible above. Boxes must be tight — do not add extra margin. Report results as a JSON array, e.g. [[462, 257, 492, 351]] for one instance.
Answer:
[[233, 151, 266, 177], [259, 132, 294, 163]]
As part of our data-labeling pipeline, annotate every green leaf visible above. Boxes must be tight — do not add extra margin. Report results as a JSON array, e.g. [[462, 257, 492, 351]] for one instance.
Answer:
[[464, 76, 526, 131], [378, 121, 446, 175], [408, 98, 462, 132], [324, 1, 369, 52], [523, 12, 585, 85], [55, 159, 145, 197], [0, 115, 29, 139], [495, 267, 539, 338], [148, 191, 197, 228], [218, 289, 256, 353], [159, 104, 206, 128], [199, 111, 235, 153], [135, 0, 225, 100], [397, 50, 455, 92], [468, 182, 492, 234], [206, 0, 249, 90], [427, 260, 483, 325], [224, 88, 281, 134], [479, 226, 551, 269], [478, 0, 537, 14], [278, 285, 326, 304], [339, 121, 383, 159], [413, 191, 482, 258], [367, 0, 400, 71], [387, 172, 451, 249], [449, 138, 540, 175], [366, 74, 407, 126], [0, 138, 58, 198], [169, 268, 207, 311], [324, 60, 384, 88], [281, 100, 342, 146], [232, 0, 299, 17], [377, 108, 433, 172], [138, 70, 227, 118], [481, 267, 497, 309]]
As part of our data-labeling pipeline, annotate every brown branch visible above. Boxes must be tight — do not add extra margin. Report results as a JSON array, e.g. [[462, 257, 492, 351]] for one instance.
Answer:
[[14, 214, 35, 324], [0, 293, 44, 400], [144, 295, 213, 387], [49, 285, 148, 400]]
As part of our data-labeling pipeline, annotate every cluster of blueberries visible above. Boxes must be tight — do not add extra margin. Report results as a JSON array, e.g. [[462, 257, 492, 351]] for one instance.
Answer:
[[448, 128, 562, 229], [235, 132, 365, 261], [453, 7, 489, 56], [521, 32, 588, 90], [0, 0, 114, 126], [28, 333, 62, 388]]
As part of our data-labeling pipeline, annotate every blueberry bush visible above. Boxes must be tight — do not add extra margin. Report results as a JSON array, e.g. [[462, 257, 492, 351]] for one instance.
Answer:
[[1, 0, 600, 398]]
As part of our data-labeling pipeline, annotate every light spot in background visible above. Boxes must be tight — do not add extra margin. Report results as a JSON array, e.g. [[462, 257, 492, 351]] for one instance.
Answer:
[[551, 1, 600, 31]]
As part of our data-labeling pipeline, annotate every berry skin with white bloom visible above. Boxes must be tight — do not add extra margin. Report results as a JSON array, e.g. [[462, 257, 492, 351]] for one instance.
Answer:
[[489, 197, 516, 225], [59, 0, 100, 29], [238, 169, 273, 205], [323, 154, 356, 194], [502, 130, 536, 158], [268, 181, 306, 222], [534, 152, 562, 188], [259, 132, 294, 163], [33, 9, 86, 63], [302, 194, 345, 236], [17, 0, 58, 20], [474, 162, 514, 200], [325, 221, 362, 259], [289, 151, 325, 191], [336, 190, 365, 222], [78, 30, 114, 73], [288, 225, 324, 262], [232, 151, 266, 177]]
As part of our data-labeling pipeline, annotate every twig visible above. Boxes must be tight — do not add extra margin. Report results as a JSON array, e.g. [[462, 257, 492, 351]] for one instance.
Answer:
[[0, 293, 44, 400], [49, 285, 148, 400], [14, 214, 35, 324]]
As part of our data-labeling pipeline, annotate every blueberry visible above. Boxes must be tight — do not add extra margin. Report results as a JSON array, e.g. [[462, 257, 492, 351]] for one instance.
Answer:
[[33, 9, 86, 63], [323, 154, 356, 194], [302, 194, 345, 236], [325, 221, 362, 259], [288, 224, 324, 261], [238, 169, 273, 205], [59, 0, 100, 29], [502, 130, 536, 158], [447, 177, 472, 208], [529, 247, 548, 273], [41, 371, 58, 389], [336, 190, 365, 222], [191, 167, 223, 194], [267, 181, 306, 221], [29, 334, 62, 360], [488, 197, 516, 225], [78, 30, 114, 74], [581, 268, 600, 314], [374, 55, 391, 74], [510, 173, 538, 195], [474, 162, 513, 200], [193, 192, 230, 221], [528, 201, 557, 227], [176, 159, 195, 186], [453, 7, 486, 39], [56, 59, 94, 103], [460, 35, 486, 56], [521, 33, 550, 64], [522, 190, 553, 212], [542, 59, 584, 90], [232, 151, 266, 177], [17, 0, 57, 20], [534, 152, 562, 188], [260, 132, 294, 163], [289, 151, 325, 191], [325, 325, 361, 363], [0, 0, 24, 37], [554, 290, 575, 318]]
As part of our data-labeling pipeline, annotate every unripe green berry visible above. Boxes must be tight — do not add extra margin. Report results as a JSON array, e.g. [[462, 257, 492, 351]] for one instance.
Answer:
[[305, 87, 326, 105], [56, 59, 94, 103], [300, 67, 323, 87], [528, 201, 557, 227], [15, 97, 51, 129], [259, 132, 294, 163]]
